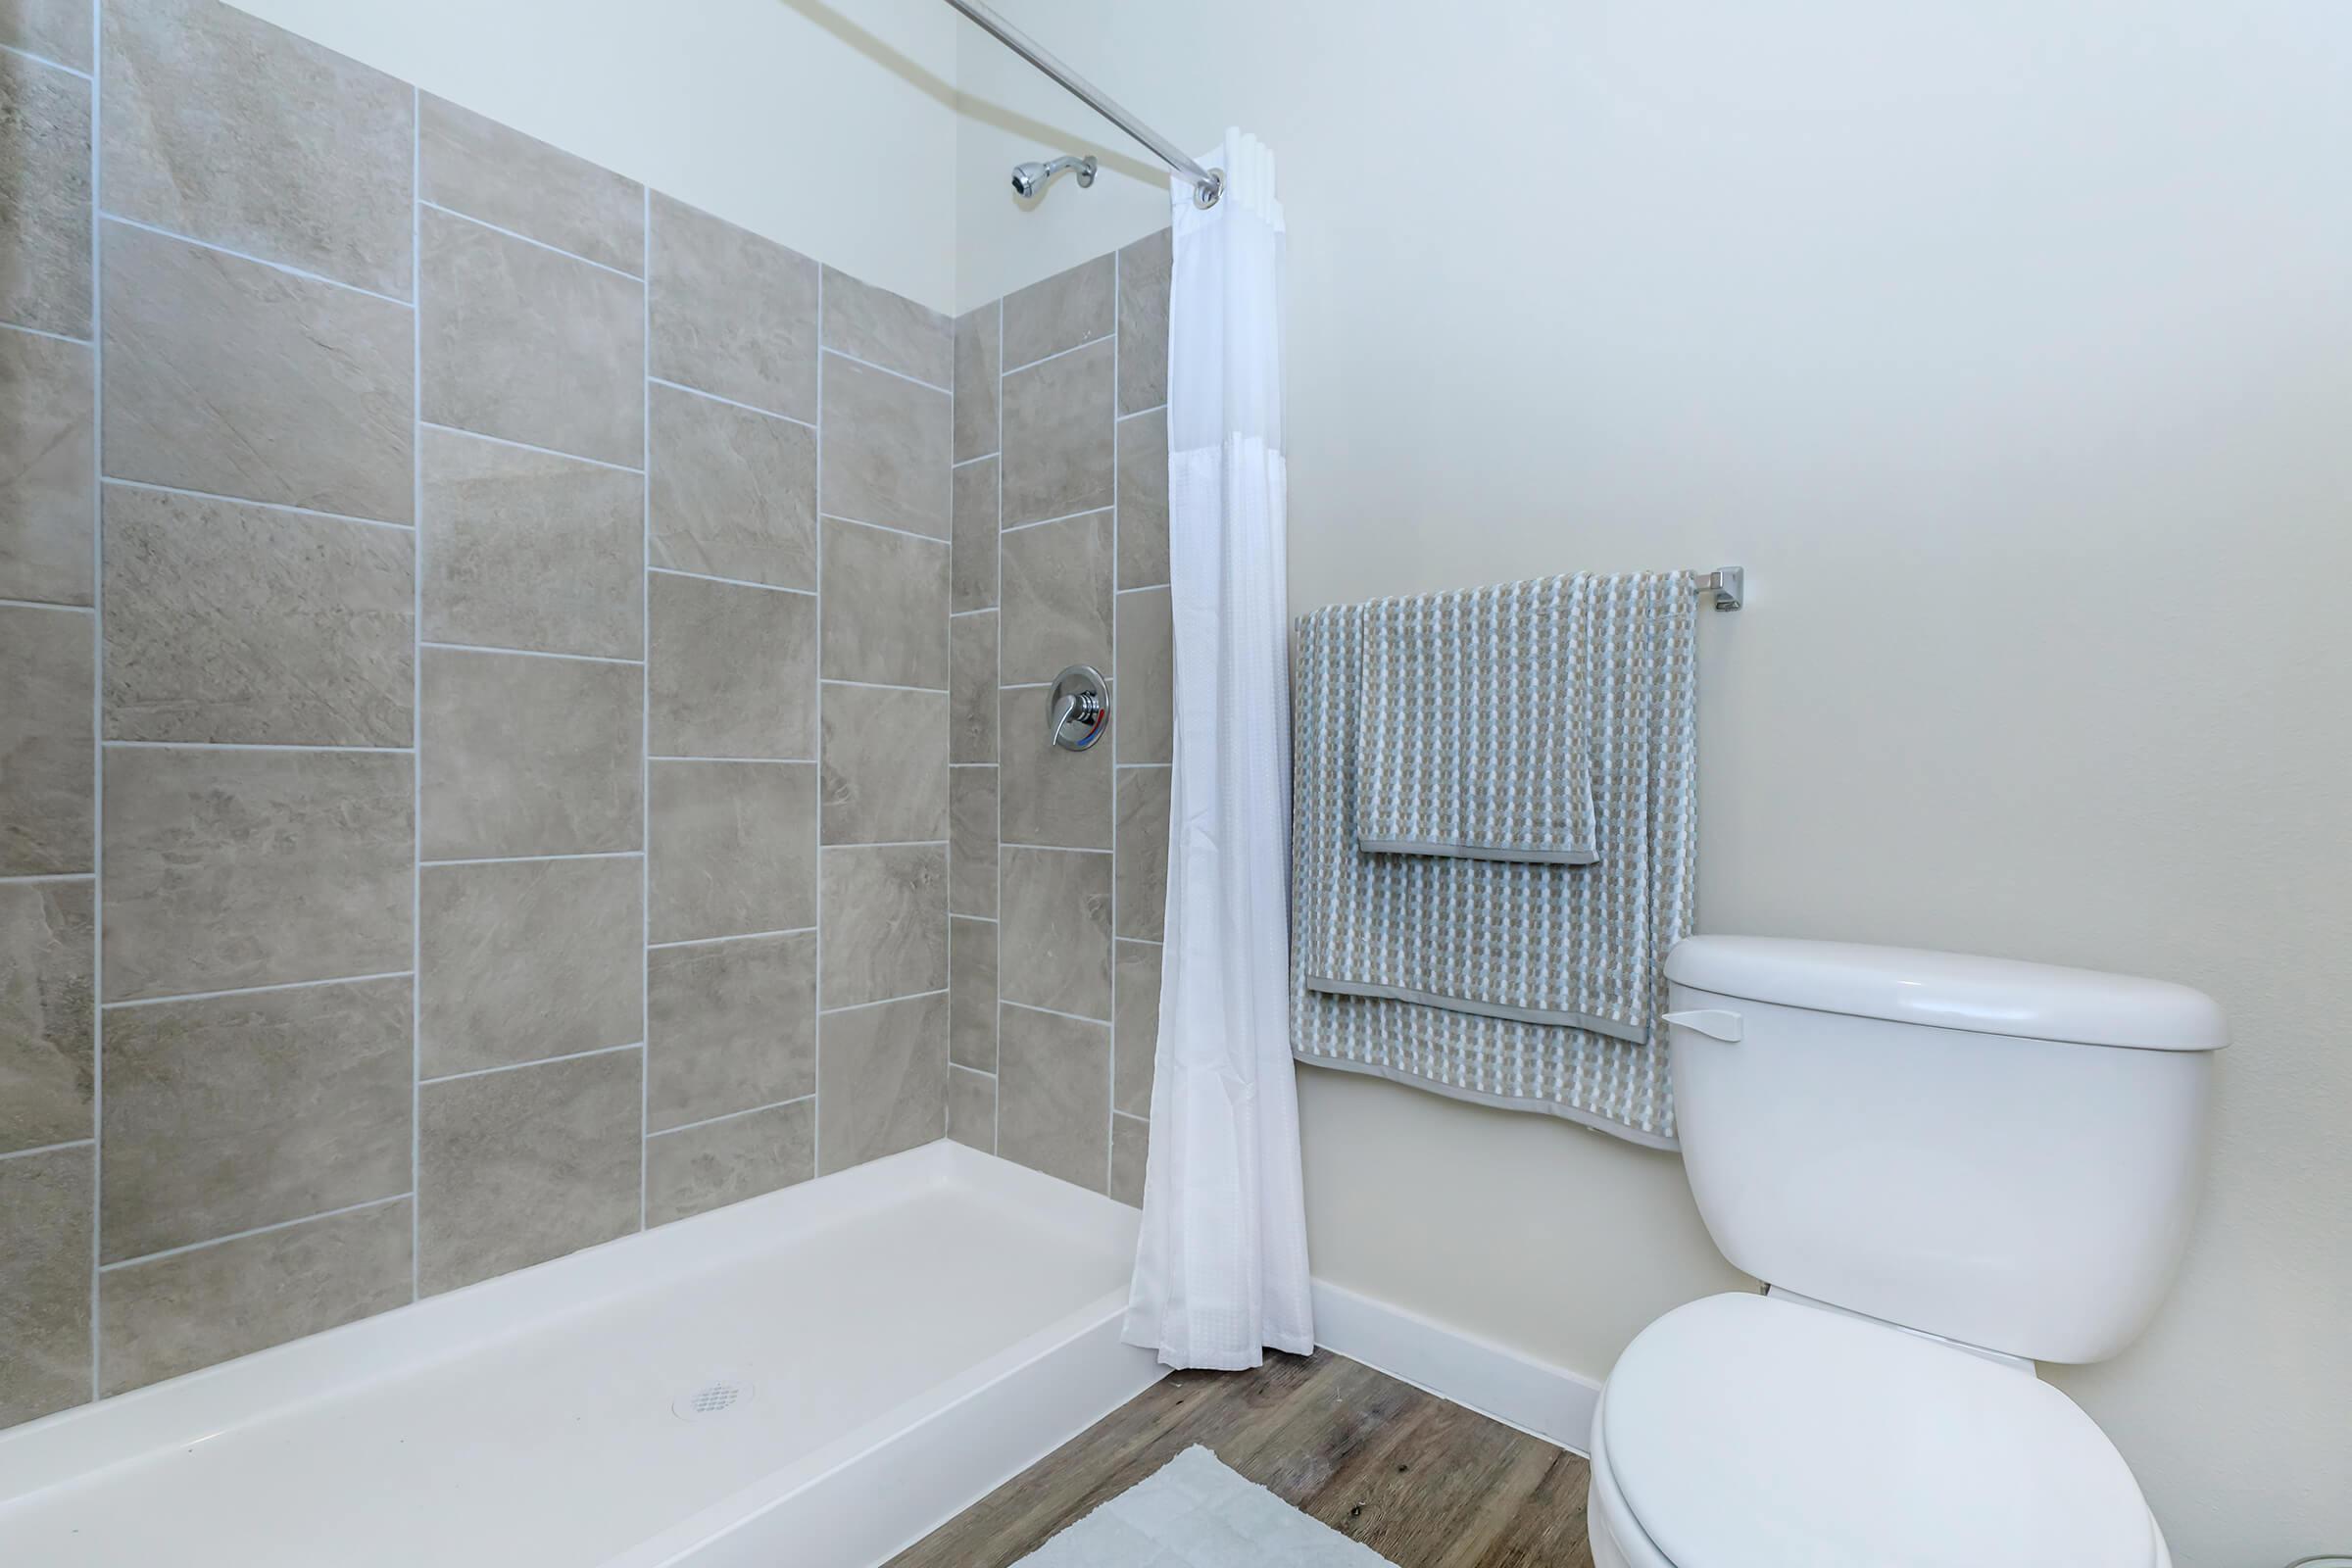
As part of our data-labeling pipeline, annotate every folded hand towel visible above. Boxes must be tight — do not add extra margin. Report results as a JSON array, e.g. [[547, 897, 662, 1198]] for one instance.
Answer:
[[1355, 575, 1596, 864]]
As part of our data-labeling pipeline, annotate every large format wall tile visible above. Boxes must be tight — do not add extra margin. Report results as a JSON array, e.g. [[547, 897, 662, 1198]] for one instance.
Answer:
[[417, 1047, 641, 1296], [649, 760, 817, 943], [1000, 693, 1110, 851], [1000, 847, 1112, 1020], [820, 844, 947, 1009], [419, 856, 643, 1078], [99, 1198, 411, 1396], [1115, 407, 1169, 589], [102, 220, 413, 522], [950, 612, 998, 763], [821, 684, 946, 845], [648, 382, 815, 591], [1, 0, 91, 71], [647, 930, 815, 1131], [951, 456, 998, 612], [1116, 766, 1171, 942], [949, 766, 997, 916], [419, 648, 641, 860], [1110, 1114, 1147, 1207], [0, 603, 92, 876], [820, 353, 950, 537], [99, 974, 411, 1261], [1113, 939, 1160, 1118], [1116, 228, 1172, 415], [820, 265, 950, 388], [820, 516, 947, 688], [103, 485, 414, 745], [1004, 254, 1112, 369], [817, 988, 946, 1174], [649, 193, 817, 422], [1115, 585, 1173, 764], [947, 1064, 994, 1154], [1000, 338, 1113, 527], [1002, 509, 1111, 686], [420, 426, 643, 661], [647, 1100, 812, 1227], [0, 330, 94, 606], [650, 571, 816, 760], [0, 880, 92, 1152], [949, 914, 996, 1071], [1, 54, 90, 337], [953, 302, 999, 463], [102, 747, 410, 1001], [419, 94, 643, 274], [998, 1003, 1108, 1193], [420, 207, 643, 467], [0, 1145, 91, 1426], [100, 0, 411, 297]]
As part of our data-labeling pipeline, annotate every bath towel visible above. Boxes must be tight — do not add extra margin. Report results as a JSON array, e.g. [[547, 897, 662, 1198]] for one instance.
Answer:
[[1354, 574, 1596, 864], [1292, 572, 1696, 1148]]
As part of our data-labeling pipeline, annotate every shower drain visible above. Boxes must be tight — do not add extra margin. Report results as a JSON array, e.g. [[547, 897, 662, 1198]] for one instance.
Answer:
[[673, 1371, 757, 1421]]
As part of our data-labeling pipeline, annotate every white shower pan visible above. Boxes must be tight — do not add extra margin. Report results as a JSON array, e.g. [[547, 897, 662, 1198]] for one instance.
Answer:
[[0, 1142, 1162, 1567]]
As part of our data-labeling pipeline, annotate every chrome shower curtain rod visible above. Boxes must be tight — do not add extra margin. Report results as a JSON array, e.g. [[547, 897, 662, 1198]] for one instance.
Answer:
[[942, 0, 1225, 208]]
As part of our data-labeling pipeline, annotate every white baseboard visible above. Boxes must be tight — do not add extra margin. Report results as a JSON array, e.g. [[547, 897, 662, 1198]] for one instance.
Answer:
[[1309, 1279, 1601, 1455]]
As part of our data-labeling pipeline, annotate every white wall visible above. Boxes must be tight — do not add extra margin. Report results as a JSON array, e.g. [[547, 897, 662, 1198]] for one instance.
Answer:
[[956, 4, 2352, 1563], [230, 0, 962, 312]]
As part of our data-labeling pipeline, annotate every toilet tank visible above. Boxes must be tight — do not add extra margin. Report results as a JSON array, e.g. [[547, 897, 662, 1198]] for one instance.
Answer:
[[1663, 936, 2226, 1365]]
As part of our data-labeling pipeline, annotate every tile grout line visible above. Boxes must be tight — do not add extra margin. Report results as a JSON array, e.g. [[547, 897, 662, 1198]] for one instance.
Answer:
[[648, 1093, 816, 1141], [0, 38, 89, 79], [1001, 328, 1113, 379], [0, 1137, 97, 1163], [822, 344, 951, 398], [818, 987, 948, 1018], [646, 375, 812, 433], [823, 677, 945, 695], [98, 477, 414, 533], [1001, 504, 1112, 537], [101, 969, 416, 1011], [639, 180, 652, 1233], [408, 82, 424, 1306], [649, 755, 814, 765], [0, 317, 92, 348], [99, 1193, 416, 1276], [648, 564, 814, 598], [1003, 999, 1112, 1029], [420, 1039, 643, 1087], [98, 212, 414, 309], [812, 266, 825, 1179], [422, 851, 641, 866], [419, 200, 642, 283], [87, 0, 105, 1402], [417, 420, 643, 476], [994, 296, 1004, 1156], [822, 511, 948, 547], [418, 639, 641, 667], [1108, 245, 1122, 1196], [647, 925, 816, 951], [104, 739, 414, 754], [0, 596, 92, 613]]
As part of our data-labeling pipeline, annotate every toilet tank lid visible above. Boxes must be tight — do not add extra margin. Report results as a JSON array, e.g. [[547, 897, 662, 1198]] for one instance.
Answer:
[[1664, 937, 2227, 1052]]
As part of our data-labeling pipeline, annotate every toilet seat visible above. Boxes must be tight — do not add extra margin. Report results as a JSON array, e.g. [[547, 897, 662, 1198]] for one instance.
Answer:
[[1595, 1293, 2159, 1568]]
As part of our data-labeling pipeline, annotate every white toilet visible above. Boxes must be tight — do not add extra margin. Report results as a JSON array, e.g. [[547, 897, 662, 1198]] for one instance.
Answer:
[[1587, 937, 2226, 1568]]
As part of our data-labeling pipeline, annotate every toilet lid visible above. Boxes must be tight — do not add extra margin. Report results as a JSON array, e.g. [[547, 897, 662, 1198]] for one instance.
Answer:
[[1601, 1293, 2156, 1568]]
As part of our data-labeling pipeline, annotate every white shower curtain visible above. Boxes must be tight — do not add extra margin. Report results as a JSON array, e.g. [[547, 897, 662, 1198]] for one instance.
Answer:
[[1123, 130, 1314, 1369]]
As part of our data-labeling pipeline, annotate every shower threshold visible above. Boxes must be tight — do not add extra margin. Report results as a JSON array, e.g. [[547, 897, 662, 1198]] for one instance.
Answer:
[[0, 1143, 1160, 1567]]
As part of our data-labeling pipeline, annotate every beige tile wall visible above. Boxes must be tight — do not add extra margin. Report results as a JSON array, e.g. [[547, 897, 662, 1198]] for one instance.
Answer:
[[0, 0, 956, 1429], [947, 230, 1173, 1206]]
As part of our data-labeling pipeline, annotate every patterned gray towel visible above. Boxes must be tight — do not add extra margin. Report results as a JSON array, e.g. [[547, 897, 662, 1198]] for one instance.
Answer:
[[1292, 573, 1696, 1148], [1355, 575, 1596, 864]]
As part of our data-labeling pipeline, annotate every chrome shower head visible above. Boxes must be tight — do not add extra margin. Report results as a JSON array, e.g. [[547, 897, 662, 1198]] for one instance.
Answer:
[[1011, 154, 1097, 200]]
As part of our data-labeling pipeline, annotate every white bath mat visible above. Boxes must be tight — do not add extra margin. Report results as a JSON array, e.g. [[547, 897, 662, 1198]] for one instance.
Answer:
[[1014, 1446, 1398, 1567]]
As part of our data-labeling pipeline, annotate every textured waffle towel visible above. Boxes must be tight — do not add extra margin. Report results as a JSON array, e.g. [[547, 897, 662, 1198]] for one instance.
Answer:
[[1292, 572, 1696, 1148], [1354, 575, 1596, 864]]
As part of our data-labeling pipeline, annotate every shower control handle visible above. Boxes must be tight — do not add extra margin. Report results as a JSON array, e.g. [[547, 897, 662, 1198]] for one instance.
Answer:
[[1049, 665, 1109, 751]]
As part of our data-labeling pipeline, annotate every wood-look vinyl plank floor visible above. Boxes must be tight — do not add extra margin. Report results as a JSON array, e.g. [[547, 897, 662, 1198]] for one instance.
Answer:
[[884, 1349, 1594, 1568]]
